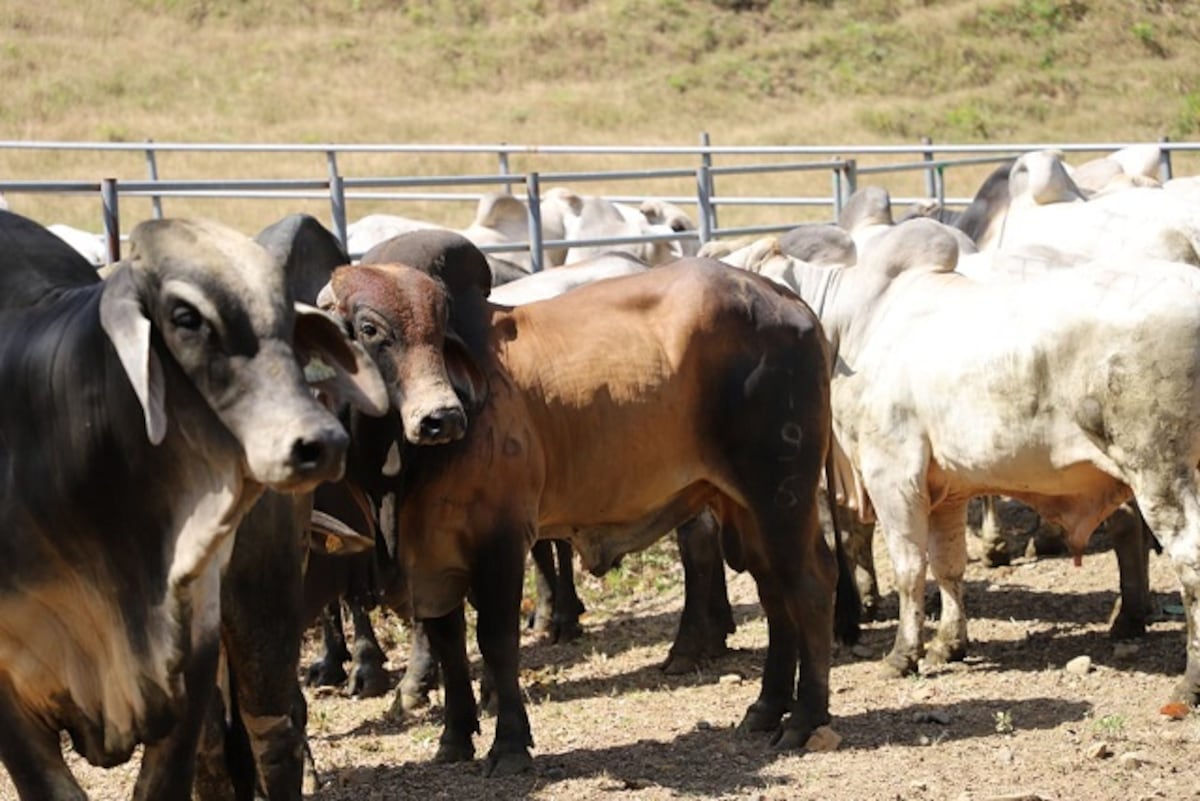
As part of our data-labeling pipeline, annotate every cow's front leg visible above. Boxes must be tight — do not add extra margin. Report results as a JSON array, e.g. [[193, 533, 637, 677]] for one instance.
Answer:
[[473, 533, 534, 777], [0, 679, 87, 801], [346, 597, 391, 698], [392, 622, 439, 718], [306, 603, 350, 687], [926, 502, 969, 665], [422, 610, 479, 763], [134, 635, 221, 801]]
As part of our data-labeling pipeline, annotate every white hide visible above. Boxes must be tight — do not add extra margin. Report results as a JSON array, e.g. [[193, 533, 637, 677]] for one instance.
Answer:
[[759, 219, 1200, 684]]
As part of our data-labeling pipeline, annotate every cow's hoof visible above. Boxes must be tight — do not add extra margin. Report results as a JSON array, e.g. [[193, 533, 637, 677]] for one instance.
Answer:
[[880, 651, 919, 678], [349, 664, 391, 698], [306, 660, 348, 688], [660, 651, 701, 675], [770, 722, 810, 751], [1108, 599, 1148, 641], [485, 748, 533, 778], [981, 541, 1011, 568], [736, 701, 785, 734], [387, 688, 429, 721], [551, 617, 585, 644], [925, 638, 966, 666], [433, 738, 475, 764]]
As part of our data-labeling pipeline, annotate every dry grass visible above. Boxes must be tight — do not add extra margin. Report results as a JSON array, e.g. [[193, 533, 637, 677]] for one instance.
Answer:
[[3, 1, 1200, 232]]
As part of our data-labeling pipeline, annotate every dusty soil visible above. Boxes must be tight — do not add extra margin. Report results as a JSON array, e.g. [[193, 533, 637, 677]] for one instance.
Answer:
[[4, 526, 1199, 801]]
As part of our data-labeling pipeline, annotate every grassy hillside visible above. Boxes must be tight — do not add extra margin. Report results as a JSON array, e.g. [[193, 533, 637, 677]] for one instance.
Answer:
[[3, 0, 1199, 231]]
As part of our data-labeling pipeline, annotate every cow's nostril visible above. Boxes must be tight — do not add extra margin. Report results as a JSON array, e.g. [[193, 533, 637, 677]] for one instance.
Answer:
[[291, 438, 326, 471], [418, 407, 466, 443]]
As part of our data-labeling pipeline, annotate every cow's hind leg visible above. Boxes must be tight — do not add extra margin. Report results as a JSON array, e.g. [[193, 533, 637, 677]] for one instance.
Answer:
[[1107, 502, 1153, 641], [870, 476, 932, 678], [925, 502, 969, 665], [1134, 472, 1200, 707], [472, 531, 534, 777], [422, 610, 479, 763], [664, 509, 735, 675]]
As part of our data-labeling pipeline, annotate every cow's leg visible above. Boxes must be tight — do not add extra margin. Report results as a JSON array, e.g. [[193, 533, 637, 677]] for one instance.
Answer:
[[421, 610, 478, 763], [528, 539, 556, 635], [664, 510, 735, 675], [1108, 502, 1153, 641], [346, 597, 391, 698], [1133, 472, 1200, 707], [134, 636, 222, 801], [550, 539, 585, 642], [974, 495, 1010, 567], [472, 534, 534, 777], [835, 507, 880, 622], [925, 502, 970, 665], [391, 621, 440, 718], [870, 473, 931, 678], [0, 679, 87, 801], [306, 602, 350, 687]]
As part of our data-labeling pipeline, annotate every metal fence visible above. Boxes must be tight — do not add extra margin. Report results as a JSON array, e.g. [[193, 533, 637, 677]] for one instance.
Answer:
[[2, 136, 1197, 271]]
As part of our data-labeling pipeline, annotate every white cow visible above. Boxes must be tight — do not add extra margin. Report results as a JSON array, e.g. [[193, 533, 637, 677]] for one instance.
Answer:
[[487, 252, 649, 306], [980, 150, 1200, 265], [48, 223, 108, 267], [752, 219, 1200, 707], [345, 213, 442, 257], [540, 187, 683, 266]]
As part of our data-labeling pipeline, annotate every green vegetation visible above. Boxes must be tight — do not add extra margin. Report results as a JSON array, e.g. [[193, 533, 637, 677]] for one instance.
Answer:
[[2, 0, 1199, 231]]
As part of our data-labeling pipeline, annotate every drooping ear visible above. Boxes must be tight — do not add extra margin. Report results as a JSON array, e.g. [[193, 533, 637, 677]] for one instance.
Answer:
[[294, 302, 389, 417], [99, 263, 167, 444], [308, 509, 376, 555], [443, 329, 488, 412]]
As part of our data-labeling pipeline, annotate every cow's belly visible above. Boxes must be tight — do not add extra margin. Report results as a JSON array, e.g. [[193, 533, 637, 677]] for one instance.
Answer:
[[0, 556, 223, 766]]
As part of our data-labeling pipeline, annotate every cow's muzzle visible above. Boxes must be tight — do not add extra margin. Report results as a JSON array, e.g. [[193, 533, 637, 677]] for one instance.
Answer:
[[415, 405, 467, 445]]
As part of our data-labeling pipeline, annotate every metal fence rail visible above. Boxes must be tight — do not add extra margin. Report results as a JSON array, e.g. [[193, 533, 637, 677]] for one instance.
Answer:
[[2, 136, 1197, 270]]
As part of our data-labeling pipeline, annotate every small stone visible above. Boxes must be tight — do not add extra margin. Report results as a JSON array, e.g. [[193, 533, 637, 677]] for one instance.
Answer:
[[805, 725, 842, 752], [917, 734, 932, 746], [910, 779, 929, 792], [851, 643, 875, 659], [718, 673, 742, 685], [1113, 642, 1141, 659], [1086, 741, 1112, 760], [1064, 655, 1093, 676], [1117, 751, 1155, 769], [695, 720, 713, 731], [996, 745, 1014, 764], [543, 766, 567, 780]]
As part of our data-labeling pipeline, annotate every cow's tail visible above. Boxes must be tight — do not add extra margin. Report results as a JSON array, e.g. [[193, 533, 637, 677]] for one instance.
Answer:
[[826, 446, 861, 646]]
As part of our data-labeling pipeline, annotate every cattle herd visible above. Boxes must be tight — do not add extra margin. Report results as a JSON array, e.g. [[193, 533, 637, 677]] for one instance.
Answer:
[[2, 144, 1200, 799]]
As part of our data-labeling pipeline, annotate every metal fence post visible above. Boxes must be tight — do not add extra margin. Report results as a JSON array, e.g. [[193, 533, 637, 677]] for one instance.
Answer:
[[498, 146, 513, 196], [526, 171, 544, 273], [832, 159, 857, 221], [326, 150, 349, 254], [920, 135, 936, 198], [101, 178, 120, 264], [695, 166, 712, 245], [1159, 135, 1174, 182], [144, 139, 163, 219], [699, 132, 718, 233]]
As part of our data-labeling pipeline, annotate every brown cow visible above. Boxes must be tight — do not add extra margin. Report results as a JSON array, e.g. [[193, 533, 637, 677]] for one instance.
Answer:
[[319, 231, 841, 776]]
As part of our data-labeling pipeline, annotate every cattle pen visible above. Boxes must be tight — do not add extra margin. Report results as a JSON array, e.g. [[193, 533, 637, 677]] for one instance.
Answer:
[[2, 136, 1199, 270]]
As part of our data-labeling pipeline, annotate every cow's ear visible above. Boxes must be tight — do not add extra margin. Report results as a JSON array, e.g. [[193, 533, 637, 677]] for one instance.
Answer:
[[294, 302, 389, 417], [444, 330, 488, 412], [99, 264, 167, 445], [308, 509, 376, 556]]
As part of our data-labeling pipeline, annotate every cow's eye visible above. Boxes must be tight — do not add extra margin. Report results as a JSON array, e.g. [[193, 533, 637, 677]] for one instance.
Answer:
[[171, 302, 203, 330], [359, 320, 379, 339]]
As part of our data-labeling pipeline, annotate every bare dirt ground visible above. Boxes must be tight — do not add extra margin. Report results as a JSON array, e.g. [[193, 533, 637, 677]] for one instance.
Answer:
[[5, 525, 1199, 801]]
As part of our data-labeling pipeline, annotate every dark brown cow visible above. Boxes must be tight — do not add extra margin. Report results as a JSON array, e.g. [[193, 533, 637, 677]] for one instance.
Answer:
[[320, 231, 841, 776]]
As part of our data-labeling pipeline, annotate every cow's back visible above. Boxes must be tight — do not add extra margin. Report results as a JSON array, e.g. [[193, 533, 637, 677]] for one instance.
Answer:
[[499, 258, 828, 527]]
